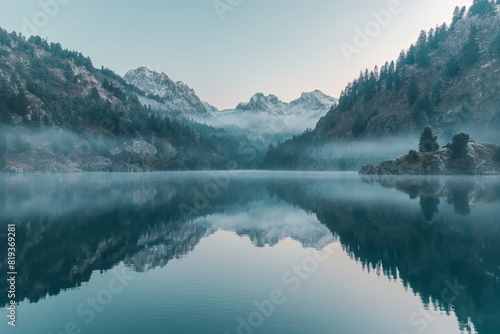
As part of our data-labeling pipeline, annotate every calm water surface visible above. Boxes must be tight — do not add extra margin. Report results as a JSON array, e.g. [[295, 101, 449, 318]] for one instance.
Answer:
[[1, 172, 499, 334]]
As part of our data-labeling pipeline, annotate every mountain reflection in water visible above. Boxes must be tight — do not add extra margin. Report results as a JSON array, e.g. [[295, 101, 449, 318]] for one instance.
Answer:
[[0, 172, 499, 334]]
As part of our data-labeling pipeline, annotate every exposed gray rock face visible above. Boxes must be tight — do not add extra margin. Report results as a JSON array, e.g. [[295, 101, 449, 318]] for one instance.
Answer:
[[124, 67, 216, 117], [360, 141, 500, 175]]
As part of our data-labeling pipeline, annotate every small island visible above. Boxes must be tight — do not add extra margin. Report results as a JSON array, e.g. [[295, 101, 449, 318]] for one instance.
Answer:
[[360, 127, 500, 175]]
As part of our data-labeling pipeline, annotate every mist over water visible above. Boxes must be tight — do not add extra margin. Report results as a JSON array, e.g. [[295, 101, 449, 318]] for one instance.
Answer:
[[279, 125, 500, 171], [1, 172, 499, 334]]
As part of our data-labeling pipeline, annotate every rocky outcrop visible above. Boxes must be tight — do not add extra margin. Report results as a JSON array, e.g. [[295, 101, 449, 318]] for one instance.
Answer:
[[360, 141, 500, 175]]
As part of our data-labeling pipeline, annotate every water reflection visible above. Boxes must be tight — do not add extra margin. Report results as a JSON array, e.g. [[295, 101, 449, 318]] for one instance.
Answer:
[[268, 175, 500, 334], [362, 176, 500, 220], [0, 172, 499, 334]]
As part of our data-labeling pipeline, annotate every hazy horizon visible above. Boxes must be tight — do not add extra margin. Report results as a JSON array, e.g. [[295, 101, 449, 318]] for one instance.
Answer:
[[0, 0, 474, 109]]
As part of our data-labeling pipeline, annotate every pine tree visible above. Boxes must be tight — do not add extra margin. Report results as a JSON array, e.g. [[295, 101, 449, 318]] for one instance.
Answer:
[[408, 75, 419, 106], [379, 62, 389, 90], [396, 50, 406, 71], [430, 26, 443, 50], [430, 80, 443, 106], [415, 31, 430, 68], [419, 127, 439, 152], [395, 61, 406, 91], [351, 115, 366, 137], [444, 56, 461, 78], [91, 87, 100, 101], [450, 133, 470, 158], [428, 28, 439, 50], [468, 0, 495, 16], [386, 61, 395, 90], [413, 94, 432, 126], [462, 26, 481, 66], [406, 45, 416, 65], [15, 90, 29, 117], [364, 71, 377, 101], [451, 6, 466, 26]]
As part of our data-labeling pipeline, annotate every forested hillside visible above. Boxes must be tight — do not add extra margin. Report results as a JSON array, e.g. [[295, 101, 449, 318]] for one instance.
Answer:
[[0, 29, 258, 171], [266, 0, 500, 170]]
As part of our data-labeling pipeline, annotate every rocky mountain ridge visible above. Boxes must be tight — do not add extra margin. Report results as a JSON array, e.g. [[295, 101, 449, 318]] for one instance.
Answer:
[[124, 67, 217, 117], [123, 66, 338, 142]]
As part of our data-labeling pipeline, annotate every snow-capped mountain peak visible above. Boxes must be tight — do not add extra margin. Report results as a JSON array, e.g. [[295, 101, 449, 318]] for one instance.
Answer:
[[124, 67, 337, 140], [234, 90, 337, 114], [290, 90, 338, 110], [124, 67, 217, 116], [236, 93, 286, 112], [206, 90, 338, 140], [126, 67, 173, 92]]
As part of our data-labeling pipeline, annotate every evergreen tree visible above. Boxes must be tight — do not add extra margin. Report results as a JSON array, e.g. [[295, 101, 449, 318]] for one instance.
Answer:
[[379, 62, 389, 90], [450, 133, 470, 158], [430, 80, 443, 106], [430, 25, 444, 50], [413, 94, 432, 126], [386, 61, 395, 90], [462, 26, 481, 66], [15, 90, 29, 117], [419, 127, 439, 152], [91, 87, 100, 101], [452, 6, 461, 26], [396, 50, 406, 71], [364, 71, 377, 101], [406, 45, 416, 65], [102, 79, 111, 91], [451, 6, 466, 26], [408, 75, 419, 106], [468, 0, 495, 16], [444, 56, 461, 78], [351, 115, 367, 137], [415, 31, 430, 68], [428, 28, 439, 50]]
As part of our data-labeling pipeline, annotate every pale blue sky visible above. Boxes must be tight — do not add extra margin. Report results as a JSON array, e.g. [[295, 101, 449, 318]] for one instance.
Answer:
[[0, 0, 473, 109]]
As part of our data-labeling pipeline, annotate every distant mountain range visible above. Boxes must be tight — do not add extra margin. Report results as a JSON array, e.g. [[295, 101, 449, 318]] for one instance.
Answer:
[[211, 91, 337, 141], [234, 90, 337, 114], [124, 66, 337, 141]]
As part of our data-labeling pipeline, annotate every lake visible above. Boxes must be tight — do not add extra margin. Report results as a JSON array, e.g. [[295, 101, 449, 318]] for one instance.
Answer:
[[1, 171, 499, 334]]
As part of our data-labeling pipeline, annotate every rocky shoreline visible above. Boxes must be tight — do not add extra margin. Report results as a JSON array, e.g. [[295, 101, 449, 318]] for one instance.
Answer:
[[360, 141, 500, 175]]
